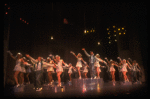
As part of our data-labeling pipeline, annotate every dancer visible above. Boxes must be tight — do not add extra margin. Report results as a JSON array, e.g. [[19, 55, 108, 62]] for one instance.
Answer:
[[82, 48, 96, 79], [46, 57, 55, 85], [70, 51, 85, 79], [68, 63, 76, 82], [7, 51, 25, 87], [53, 55, 67, 86], [94, 54, 107, 79], [118, 57, 131, 82], [26, 54, 55, 91], [83, 62, 89, 78], [104, 57, 112, 81]]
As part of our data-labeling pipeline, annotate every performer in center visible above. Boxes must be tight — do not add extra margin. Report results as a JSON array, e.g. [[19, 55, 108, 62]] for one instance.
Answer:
[[82, 48, 96, 79]]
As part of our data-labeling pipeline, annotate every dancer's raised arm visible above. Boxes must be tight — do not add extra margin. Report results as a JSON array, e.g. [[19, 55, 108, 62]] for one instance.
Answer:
[[70, 51, 78, 58], [82, 48, 90, 57], [26, 54, 38, 63], [7, 51, 16, 60], [95, 56, 107, 65]]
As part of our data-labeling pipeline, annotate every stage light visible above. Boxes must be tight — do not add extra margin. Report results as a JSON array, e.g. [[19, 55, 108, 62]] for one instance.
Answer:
[[123, 32, 126, 34], [51, 36, 53, 40], [22, 20, 24, 22], [8, 7, 10, 9], [20, 18, 22, 20], [118, 28, 120, 31], [108, 32, 110, 35], [98, 42, 100, 45], [108, 37, 110, 39], [87, 30, 89, 33], [27, 22, 29, 25], [84, 30, 86, 34], [107, 28, 109, 31], [90, 30, 92, 32], [119, 33, 121, 35], [114, 34, 116, 36], [114, 30, 116, 32], [122, 27, 124, 30], [93, 30, 95, 32], [5, 4, 7, 6], [115, 39, 117, 42], [113, 26, 115, 28], [24, 21, 26, 23], [5, 12, 8, 14], [109, 41, 111, 44]]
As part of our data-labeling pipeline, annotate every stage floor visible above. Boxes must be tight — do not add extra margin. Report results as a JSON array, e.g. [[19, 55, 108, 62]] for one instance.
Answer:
[[4, 78, 147, 97]]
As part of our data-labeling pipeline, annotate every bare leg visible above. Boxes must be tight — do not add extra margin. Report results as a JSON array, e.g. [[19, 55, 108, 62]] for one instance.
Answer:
[[26, 73, 30, 82], [48, 72, 53, 84], [77, 67, 81, 78], [14, 71, 20, 85], [97, 67, 100, 78], [57, 72, 62, 86], [69, 73, 71, 81], [20, 72, 24, 84]]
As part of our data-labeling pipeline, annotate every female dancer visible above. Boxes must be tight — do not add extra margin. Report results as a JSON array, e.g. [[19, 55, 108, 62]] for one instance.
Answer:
[[53, 55, 66, 86], [118, 57, 131, 82], [46, 57, 55, 85], [68, 63, 76, 82], [94, 54, 107, 79], [83, 62, 89, 78], [70, 51, 85, 79], [7, 51, 24, 87]]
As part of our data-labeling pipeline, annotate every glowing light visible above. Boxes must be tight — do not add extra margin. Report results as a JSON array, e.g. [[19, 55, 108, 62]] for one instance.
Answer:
[[114, 34, 116, 36], [61, 88, 64, 92], [8, 7, 10, 9], [93, 30, 95, 32], [109, 41, 111, 44], [118, 28, 120, 31], [108, 37, 110, 39], [5, 4, 7, 6], [22, 20, 24, 22], [5, 12, 8, 14], [114, 30, 116, 32], [87, 30, 89, 33], [113, 26, 115, 28], [20, 18, 22, 20], [51, 36, 53, 40], [27, 22, 29, 25], [84, 30, 86, 34], [119, 33, 121, 35], [97, 84, 100, 93], [98, 42, 100, 45], [123, 32, 126, 34], [90, 30, 92, 32], [107, 28, 109, 31], [122, 27, 124, 30], [115, 39, 117, 42], [24, 21, 26, 23], [108, 32, 110, 35]]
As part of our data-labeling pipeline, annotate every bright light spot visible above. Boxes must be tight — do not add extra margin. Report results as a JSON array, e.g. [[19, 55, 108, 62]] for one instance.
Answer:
[[5, 12, 8, 14], [87, 31, 89, 33], [84, 30, 86, 34], [108, 37, 110, 39], [24, 21, 26, 23], [5, 4, 7, 6], [51, 36, 53, 40], [27, 23, 29, 25], [122, 27, 124, 30], [123, 32, 126, 34], [20, 18, 22, 20], [107, 28, 109, 31], [113, 26, 115, 28], [90, 30, 92, 32], [61, 88, 64, 92], [115, 39, 117, 42], [118, 28, 120, 31], [22, 20, 24, 22], [109, 41, 111, 44], [114, 30, 116, 32], [114, 34, 116, 36], [108, 33, 110, 35], [98, 42, 100, 45], [93, 30, 95, 32], [119, 33, 121, 35], [8, 7, 10, 9]]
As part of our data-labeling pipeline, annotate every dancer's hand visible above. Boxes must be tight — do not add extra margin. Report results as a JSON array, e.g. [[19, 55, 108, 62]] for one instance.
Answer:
[[26, 54, 30, 58], [82, 48, 85, 50]]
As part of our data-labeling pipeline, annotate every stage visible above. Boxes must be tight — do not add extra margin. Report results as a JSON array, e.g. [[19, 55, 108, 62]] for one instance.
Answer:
[[4, 78, 147, 97]]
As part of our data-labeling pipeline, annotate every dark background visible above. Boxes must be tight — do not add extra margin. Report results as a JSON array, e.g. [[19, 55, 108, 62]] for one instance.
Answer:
[[4, 2, 147, 83]]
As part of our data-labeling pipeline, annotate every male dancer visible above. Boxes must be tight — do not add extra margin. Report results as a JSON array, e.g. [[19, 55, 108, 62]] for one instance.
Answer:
[[82, 48, 96, 79]]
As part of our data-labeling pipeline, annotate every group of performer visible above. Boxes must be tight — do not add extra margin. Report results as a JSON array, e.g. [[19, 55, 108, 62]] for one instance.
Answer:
[[7, 48, 142, 91]]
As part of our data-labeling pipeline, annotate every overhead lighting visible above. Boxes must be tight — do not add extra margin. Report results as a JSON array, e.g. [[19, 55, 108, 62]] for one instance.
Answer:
[[107, 28, 109, 31], [114, 30, 116, 32], [119, 33, 121, 35], [122, 27, 124, 30], [51, 36, 53, 40], [115, 39, 117, 42], [123, 32, 126, 34], [84, 30, 86, 34], [109, 41, 111, 44], [118, 28, 120, 31], [98, 42, 100, 45], [114, 34, 116, 36], [113, 26, 115, 28], [108, 32, 110, 35], [87, 30, 89, 33]]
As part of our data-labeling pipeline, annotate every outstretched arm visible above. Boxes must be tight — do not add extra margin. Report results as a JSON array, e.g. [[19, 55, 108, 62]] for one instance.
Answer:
[[26, 54, 38, 63], [70, 51, 78, 58], [7, 51, 16, 60], [82, 48, 90, 57], [95, 56, 107, 65]]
